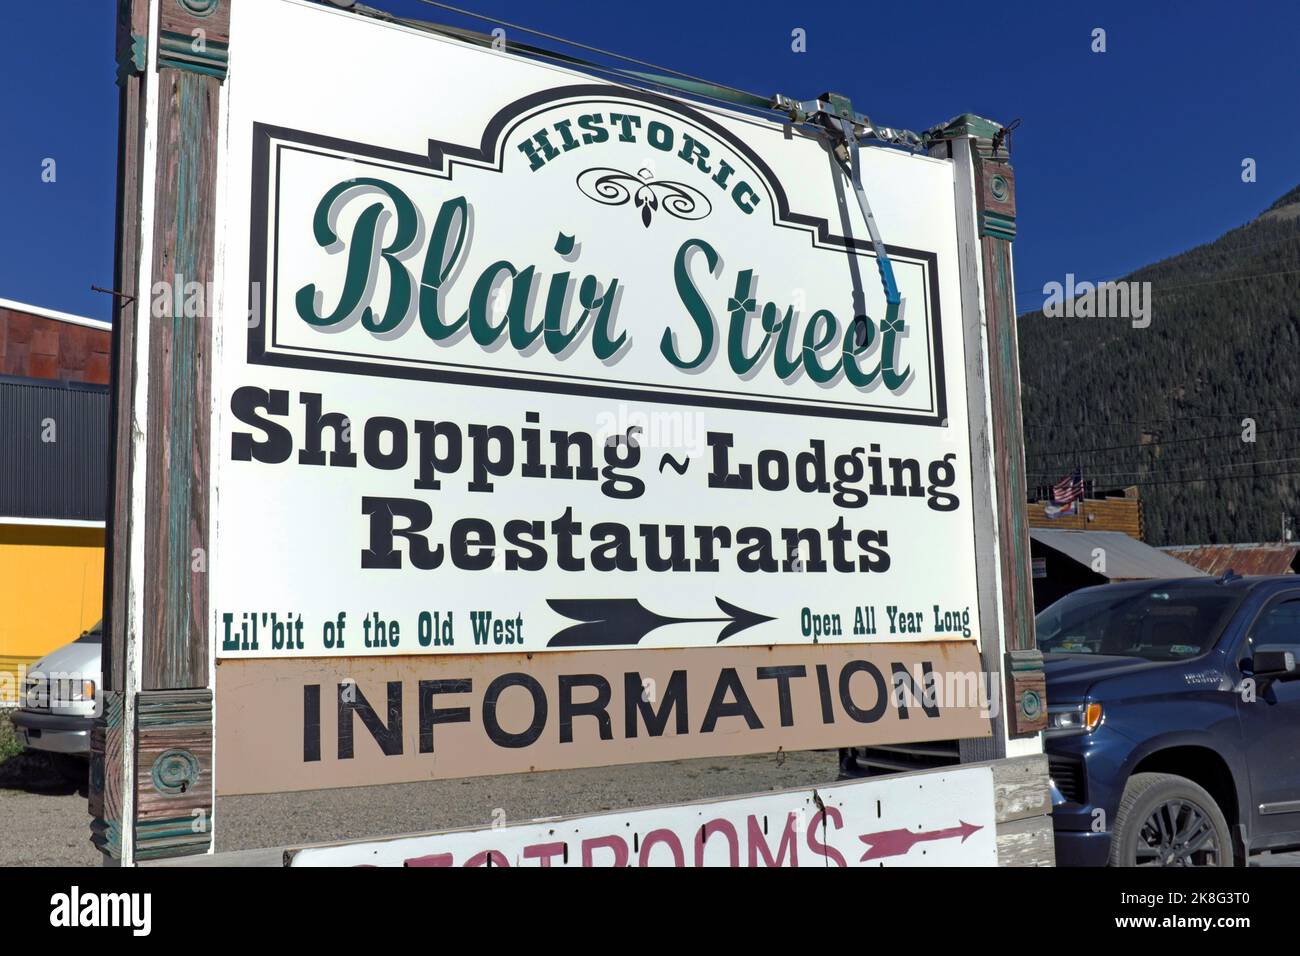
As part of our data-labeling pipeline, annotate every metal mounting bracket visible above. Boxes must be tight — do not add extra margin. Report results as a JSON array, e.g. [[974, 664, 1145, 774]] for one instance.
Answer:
[[773, 92, 906, 344]]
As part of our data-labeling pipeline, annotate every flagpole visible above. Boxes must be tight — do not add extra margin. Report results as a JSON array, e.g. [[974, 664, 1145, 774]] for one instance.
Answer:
[[1076, 463, 1083, 528]]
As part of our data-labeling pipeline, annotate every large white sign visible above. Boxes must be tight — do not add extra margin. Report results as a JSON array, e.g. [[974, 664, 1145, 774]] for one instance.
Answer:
[[211, 0, 979, 661], [287, 765, 998, 867]]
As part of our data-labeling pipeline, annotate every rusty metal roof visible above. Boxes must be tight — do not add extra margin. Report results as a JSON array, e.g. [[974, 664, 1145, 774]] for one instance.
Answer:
[[1160, 544, 1299, 577]]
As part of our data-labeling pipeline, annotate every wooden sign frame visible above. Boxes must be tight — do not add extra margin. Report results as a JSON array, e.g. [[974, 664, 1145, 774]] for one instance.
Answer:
[[94, 0, 1048, 865]]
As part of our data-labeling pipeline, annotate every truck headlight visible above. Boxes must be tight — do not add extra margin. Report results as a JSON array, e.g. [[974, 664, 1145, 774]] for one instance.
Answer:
[[1046, 702, 1103, 736]]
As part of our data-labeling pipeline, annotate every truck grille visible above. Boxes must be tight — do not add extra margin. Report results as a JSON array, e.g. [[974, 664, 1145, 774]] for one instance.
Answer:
[[1048, 755, 1085, 804], [853, 740, 962, 774]]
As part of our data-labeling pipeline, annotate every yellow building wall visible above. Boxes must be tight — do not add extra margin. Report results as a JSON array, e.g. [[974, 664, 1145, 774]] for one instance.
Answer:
[[0, 523, 104, 705]]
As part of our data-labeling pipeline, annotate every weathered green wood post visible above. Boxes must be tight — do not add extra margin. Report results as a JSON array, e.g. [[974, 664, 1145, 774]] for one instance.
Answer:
[[928, 116, 1045, 758], [92, 0, 229, 865]]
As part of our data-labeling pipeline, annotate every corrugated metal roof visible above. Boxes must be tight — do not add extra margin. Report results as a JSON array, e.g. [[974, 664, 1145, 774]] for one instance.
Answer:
[[1160, 544, 1298, 577], [1030, 529, 1208, 580]]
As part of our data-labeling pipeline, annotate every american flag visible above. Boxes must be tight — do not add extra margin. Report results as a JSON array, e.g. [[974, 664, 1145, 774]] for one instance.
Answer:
[[1052, 467, 1084, 505]]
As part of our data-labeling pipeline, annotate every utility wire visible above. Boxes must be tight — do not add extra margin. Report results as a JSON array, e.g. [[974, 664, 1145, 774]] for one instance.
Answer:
[[1015, 232, 1300, 305], [350, 2, 794, 124], [1029, 441, 1300, 475], [1029, 453, 1300, 482], [382, 0, 927, 145], [1031, 436, 1300, 468], [1109, 466, 1300, 489], [1017, 257, 1300, 311], [1027, 424, 1300, 459], [1152, 265, 1300, 295], [1025, 407, 1300, 429], [1030, 466, 1300, 490], [408, 0, 773, 105]]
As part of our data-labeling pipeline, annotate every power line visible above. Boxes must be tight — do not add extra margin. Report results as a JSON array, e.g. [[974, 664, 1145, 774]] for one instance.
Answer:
[[1111, 466, 1300, 489], [1030, 465, 1300, 490], [392, 0, 928, 148], [355, 1, 798, 126], [1026, 423, 1300, 459], [408, 0, 771, 104], [1030, 437, 1300, 470], [1150, 265, 1300, 295], [1015, 233, 1300, 305], [1029, 453, 1300, 482], [1025, 407, 1300, 429], [1017, 261, 1300, 312]]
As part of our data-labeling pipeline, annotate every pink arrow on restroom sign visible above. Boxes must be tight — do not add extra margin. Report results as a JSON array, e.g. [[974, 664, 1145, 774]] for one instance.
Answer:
[[857, 821, 984, 861]]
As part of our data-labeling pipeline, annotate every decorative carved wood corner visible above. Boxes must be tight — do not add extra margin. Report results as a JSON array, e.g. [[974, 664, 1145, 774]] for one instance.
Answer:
[[976, 157, 1016, 241], [90, 689, 215, 861], [89, 691, 126, 859], [1006, 649, 1048, 736], [159, 0, 230, 80], [135, 689, 214, 859]]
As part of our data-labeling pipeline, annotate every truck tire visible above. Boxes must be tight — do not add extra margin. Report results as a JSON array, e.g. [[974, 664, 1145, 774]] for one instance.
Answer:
[[1108, 772, 1233, 867]]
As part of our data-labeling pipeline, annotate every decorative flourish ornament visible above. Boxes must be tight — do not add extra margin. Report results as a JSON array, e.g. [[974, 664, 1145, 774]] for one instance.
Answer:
[[151, 748, 201, 796], [576, 167, 712, 228]]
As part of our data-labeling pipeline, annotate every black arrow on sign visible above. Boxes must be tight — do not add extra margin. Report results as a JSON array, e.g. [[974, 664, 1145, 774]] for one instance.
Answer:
[[546, 598, 775, 648]]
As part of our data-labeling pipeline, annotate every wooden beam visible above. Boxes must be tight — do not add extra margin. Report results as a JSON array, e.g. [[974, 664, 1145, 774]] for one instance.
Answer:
[[104, 0, 149, 718], [930, 117, 1045, 743], [141, 62, 220, 690], [92, 0, 230, 865], [971, 143, 1047, 737], [991, 755, 1055, 866], [93, 0, 153, 867]]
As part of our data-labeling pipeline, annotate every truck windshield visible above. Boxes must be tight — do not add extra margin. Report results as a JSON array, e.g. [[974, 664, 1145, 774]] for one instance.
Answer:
[[1036, 588, 1242, 662]]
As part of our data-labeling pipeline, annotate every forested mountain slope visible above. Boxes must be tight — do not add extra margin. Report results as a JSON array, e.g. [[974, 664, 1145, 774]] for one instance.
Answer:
[[1018, 185, 1300, 545]]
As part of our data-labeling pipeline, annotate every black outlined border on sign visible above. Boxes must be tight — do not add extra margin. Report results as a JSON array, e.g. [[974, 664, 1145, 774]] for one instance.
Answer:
[[247, 84, 949, 427]]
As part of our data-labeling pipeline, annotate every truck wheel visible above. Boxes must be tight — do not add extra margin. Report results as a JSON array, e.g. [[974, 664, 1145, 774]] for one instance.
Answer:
[[1108, 772, 1233, 867]]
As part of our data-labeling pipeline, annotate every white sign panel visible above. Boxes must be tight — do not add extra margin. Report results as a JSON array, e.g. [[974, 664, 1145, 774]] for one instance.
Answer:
[[211, 0, 980, 659], [288, 765, 998, 867]]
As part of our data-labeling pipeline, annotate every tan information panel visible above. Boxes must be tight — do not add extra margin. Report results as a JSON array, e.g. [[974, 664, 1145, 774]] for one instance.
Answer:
[[215, 641, 990, 794]]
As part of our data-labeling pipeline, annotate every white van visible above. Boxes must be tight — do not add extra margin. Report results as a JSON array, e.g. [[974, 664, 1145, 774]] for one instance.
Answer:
[[11, 621, 102, 758]]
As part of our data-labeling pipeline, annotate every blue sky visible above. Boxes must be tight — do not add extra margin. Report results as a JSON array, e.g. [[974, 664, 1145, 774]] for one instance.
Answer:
[[1, 0, 1295, 321]]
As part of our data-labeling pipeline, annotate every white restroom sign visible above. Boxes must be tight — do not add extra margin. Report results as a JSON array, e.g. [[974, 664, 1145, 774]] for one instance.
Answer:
[[286, 766, 999, 867]]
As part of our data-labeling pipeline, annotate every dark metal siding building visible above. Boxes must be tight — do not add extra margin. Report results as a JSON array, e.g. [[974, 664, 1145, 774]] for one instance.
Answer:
[[0, 375, 110, 521]]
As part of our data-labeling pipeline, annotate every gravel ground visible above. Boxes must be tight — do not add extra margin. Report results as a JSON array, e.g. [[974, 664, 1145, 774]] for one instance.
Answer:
[[0, 791, 102, 866], [0, 749, 98, 867]]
